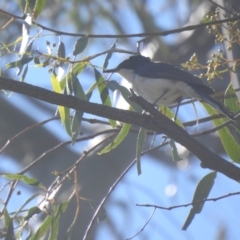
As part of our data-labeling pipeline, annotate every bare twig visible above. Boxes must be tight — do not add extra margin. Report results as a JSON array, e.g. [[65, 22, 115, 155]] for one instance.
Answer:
[[137, 191, 240, 210]]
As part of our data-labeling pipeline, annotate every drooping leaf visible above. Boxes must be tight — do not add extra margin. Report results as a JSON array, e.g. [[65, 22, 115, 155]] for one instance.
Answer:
[[169, 139, 182, 162], [73, 37, 88, 56], [20, 65, 28, 82], [30, 216, 52, 240], [136, 127, 147, 175], [33, 0, 46, 19], [98, 123, 131, 154], [94, 68, 117, 127], [5, 57, 33, 70], [182, 171, 216, 230], [4, 207, 14, 240], [71, 111, 83, 145], [203, 102, 240, 163], [57, 41, 65, 59], [60, 62, 87, 90], [24, 207, 42, 221], [3, 173, 44, 188], [103, 39, 118, 69], [51, 74, 71, 136]]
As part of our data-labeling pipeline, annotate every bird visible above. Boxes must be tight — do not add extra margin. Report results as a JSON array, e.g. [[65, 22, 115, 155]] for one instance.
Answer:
[[103, 54, 234, 121]]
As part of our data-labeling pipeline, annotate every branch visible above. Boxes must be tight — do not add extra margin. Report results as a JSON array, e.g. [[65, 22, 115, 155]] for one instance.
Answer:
[[0, 76, 240, 182]]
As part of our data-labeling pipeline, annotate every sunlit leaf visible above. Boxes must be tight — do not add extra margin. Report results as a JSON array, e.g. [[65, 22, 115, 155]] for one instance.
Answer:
[[182, 171, 216, 230], [73, 37, 88, 56], [98, 123, 131, 154], [94, 68, 117, 127], [51, 74, 71, 136], [60, 62, 87, 90], [203, 103, 240, 163]]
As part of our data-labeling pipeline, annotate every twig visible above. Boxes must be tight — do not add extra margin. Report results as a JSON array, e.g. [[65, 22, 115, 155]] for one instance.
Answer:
[[137, 191, 240, 210], [126, 207, 156, 240]]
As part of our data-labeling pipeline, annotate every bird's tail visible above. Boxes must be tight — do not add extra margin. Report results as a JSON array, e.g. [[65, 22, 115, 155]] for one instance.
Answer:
[[196, 90, 235, 121]]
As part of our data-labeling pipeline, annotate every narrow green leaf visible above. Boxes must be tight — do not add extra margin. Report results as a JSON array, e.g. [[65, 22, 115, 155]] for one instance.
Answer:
[[182, 171, 217, 230], [51, 74, 71, 136], [103, 40, 118, 69], [136, 128, 147, 175], [98, 123, 131, 154], [30, 216, 52, 240], [107, 80, 142, 112], [3, 173, 44, 188], [71, 111, 83, 145], [24, 207, 41, 221], [169, 139, 182, 162], [4, 207, 14, 240], [33, 0, 46, 19], [73, 37, 88, 56], [57, 41, 65, 59], [203, 103, 240, 163], [5, 57, 33, 69], [224, 83, 240, 129], [60, 62, 87, 90], [159, 106, 183, 127], [94, 68, 117, 127], [71, 76, 88, 101], [20, 65, 28, 82]]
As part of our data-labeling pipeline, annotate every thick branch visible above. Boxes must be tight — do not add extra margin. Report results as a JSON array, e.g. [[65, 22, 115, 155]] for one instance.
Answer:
[[0, 76, 240, 182]]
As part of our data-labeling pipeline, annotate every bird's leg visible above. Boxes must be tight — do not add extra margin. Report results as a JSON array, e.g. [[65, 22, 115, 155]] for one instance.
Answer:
[[174, 98, 182, 122], [153, 91, 168, 106]]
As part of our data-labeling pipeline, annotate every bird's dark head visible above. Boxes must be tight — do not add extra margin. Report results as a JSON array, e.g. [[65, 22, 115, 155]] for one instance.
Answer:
[[104, 55, 151, 73]]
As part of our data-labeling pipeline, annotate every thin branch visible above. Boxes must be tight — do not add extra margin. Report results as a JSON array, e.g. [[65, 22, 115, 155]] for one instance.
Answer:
[[126, 207, 156, 240], [16, 129, 118, 174], [137, 191, 240, 210], [0, 116, 59, 155], [0, 8, 240, 39], [83, 139, 168, 240], [0, 77, 240, 182]]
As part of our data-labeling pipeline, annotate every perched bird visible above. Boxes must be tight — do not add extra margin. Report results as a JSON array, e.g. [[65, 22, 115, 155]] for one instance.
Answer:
[[104, 54, 234, 121]]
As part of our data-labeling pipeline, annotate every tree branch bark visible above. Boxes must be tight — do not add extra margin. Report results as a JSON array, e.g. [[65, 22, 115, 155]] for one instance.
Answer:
[[1, 76, 240, 182]]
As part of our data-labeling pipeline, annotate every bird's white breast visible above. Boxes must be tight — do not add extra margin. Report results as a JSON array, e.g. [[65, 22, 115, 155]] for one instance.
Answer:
[[117, 69, 199, 106]]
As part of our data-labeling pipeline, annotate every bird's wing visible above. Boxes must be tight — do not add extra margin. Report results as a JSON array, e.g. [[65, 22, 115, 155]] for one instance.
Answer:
[[135, 62, 214, 94]]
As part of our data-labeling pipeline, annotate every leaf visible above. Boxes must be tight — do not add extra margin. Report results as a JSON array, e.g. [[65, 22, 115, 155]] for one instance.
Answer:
[[51, 74, 71, 136], [73, 37, 88, 56], [94, 68, 117, 127], [107, 80, 142, 112], [57, 41, 65, 59], [136, 128, 147, 175], [182, 171, 216, 230], [159, 106, 183, 127], [98, 123, 131, 154], [3, 174, 44, 188], [30, 216, 52, 240], [19, 22, 30, 55], [24, 207, 42, 221], [169, 139, 182, 162], [202, 103, 240, 163], [60, 62, 87, 90], [71, 111, 83, 145], [103, 39, 118, 69], [33, 0, 46, 19], [4, 207, 14, 240], [5, 57, 33, 70], [20, 65, 28, 82], [71, 76, 88, 101]]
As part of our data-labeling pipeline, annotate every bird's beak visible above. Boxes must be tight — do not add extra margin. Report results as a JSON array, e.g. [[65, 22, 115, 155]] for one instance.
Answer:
[[103, 68, 118, 73]]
